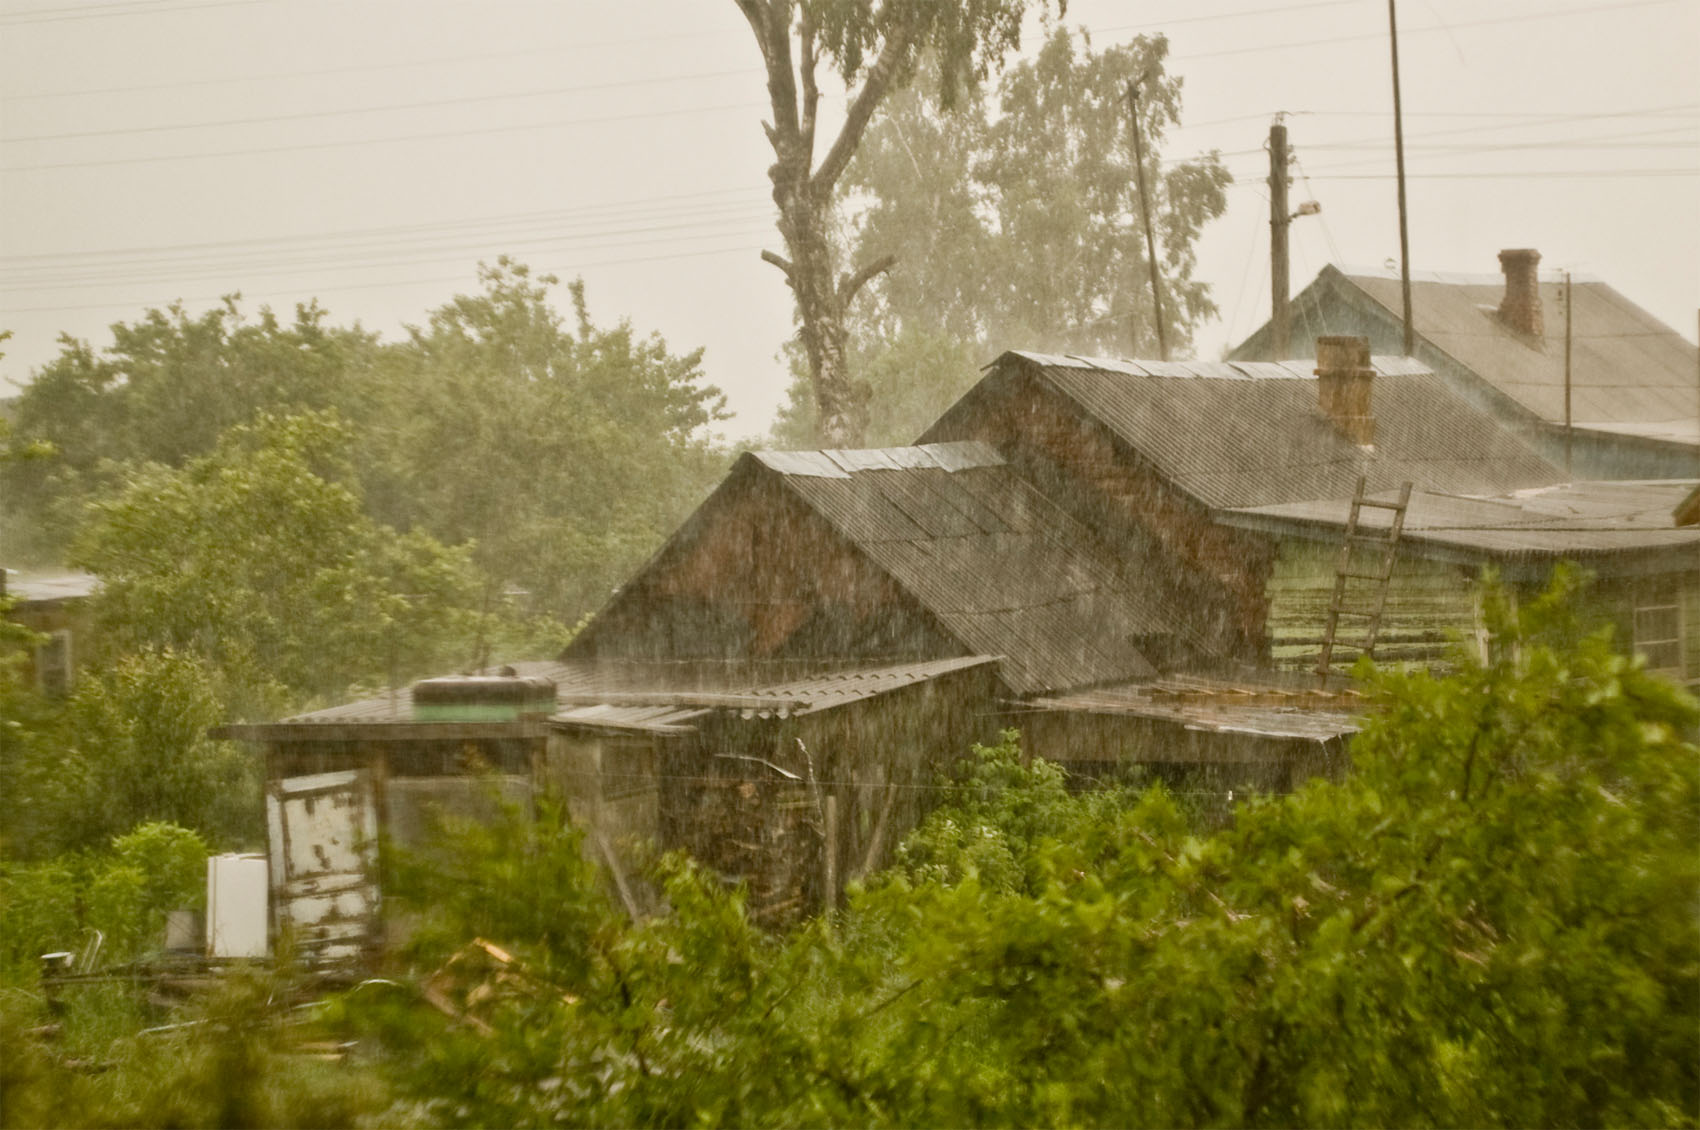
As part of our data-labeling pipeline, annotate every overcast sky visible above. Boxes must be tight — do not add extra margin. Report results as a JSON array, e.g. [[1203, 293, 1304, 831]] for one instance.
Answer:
[[2, 0, 1695, 439]]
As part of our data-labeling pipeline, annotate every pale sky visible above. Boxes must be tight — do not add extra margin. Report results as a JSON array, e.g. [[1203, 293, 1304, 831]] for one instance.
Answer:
[[2, 0, 1696, 440]]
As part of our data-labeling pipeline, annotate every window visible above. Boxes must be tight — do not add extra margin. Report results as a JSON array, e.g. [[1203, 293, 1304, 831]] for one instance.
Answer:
[[34, 629, 73, 696], [1633, 599, 1682, 673]]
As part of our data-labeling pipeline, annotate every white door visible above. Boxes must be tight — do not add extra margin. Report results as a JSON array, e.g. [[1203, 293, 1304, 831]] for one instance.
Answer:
[[265, 769, 380, 964]]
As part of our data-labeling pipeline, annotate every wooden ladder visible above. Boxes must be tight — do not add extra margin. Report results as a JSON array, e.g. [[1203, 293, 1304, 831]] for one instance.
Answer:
[[1315, 476, 1413, 687]]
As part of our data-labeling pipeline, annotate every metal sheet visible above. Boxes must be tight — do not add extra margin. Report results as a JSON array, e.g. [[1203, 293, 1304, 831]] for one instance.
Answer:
[[1037, 362, 1559, 510], [751, 449, 851, 478]]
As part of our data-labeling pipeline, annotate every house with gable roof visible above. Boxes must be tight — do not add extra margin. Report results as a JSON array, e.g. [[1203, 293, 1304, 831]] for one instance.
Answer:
[[1229, 251, 1700, 479], [224, 334, 1699, 944]]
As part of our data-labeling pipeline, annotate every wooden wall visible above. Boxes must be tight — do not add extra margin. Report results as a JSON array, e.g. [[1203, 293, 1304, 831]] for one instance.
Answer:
[[1266, 540, 1478, 675], [568, 466, 960, 670], [649, 662, 1004, 920], [925, 365, 1276, 666]]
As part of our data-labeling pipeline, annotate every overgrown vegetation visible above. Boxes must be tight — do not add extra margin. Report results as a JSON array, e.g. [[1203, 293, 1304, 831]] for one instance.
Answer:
[[9, 573, 1688, 1128]]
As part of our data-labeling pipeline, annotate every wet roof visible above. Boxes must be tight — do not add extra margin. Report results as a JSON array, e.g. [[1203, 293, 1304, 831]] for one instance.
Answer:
[[1220, 479, 1700, 563], [995, 350, 1561, 510], [1322, 264, 1696, 442], [4, 570, 99, 605], [752, 440, 1163, 694], [243, 655, 1003, 738], [1028, 677, 1362, 743]]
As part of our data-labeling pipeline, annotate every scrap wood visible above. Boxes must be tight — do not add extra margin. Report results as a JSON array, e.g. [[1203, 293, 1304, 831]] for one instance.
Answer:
[[420, 937, 578, 1036]]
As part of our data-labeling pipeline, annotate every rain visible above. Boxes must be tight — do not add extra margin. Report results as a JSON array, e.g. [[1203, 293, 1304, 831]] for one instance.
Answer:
[[2, 2, 1697, 1126]]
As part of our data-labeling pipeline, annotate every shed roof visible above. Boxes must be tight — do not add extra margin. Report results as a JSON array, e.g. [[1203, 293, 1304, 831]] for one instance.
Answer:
[[1219, 479, 1700, 565], [988, 350, 1561, 510], [3, 569, 99, 605], [1307, 264, 1697, 443], [749, 440, 1164, 693], [226, 655, 1004, 740], [1028, 678, 1361, 742]]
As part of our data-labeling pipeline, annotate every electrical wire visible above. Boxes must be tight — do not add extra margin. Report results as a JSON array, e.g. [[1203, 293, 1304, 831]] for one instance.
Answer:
[[0, 215, 781, 292], [1163, 0, 1683, 64], [0, 98, 782, 173], [5, 68, 760, 145], [0, 239, 774, 315], [0, 185, 767, 263]]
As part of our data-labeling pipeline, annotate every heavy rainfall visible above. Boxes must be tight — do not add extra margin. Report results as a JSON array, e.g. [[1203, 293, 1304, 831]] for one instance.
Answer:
[[1, 1, 1697, 1126]]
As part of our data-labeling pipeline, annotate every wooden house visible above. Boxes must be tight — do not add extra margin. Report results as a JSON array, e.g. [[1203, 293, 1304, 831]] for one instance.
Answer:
[[224, 334, 1698, 942], [919, 338, 1566, 674], [1228, 252, 1700, 480], [1221, 479, 1700, 687], [2, 568, 97, 696]]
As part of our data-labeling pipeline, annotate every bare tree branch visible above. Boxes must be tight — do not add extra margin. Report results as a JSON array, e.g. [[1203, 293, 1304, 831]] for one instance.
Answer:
[[731, 0, 769, 46], [798, 11, 820, 161], [837, 254, 897, 305], [760, 249, 795, 278], [811, 27, 915, 195], [761, 0, 801, 152]]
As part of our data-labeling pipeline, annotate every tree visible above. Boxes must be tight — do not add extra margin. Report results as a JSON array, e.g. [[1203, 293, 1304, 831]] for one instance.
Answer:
[[363, 569, 1697, 1126], [1, 300, 377, 563], [772, 28, 1231, 446], [70, 411, 486, 710], [361, 259, 729, 625], [734, 0, 1064, 447]]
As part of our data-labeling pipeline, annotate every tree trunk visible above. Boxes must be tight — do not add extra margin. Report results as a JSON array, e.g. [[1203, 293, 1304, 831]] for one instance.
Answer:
[[774, 183, 857, 447], [738, 0, 905, 450]]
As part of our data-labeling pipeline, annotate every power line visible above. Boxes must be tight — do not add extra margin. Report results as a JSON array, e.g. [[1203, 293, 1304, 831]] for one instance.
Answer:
[[0, 214, 780, 292], [0, 0, 271, 26], [1164, 0, 1683, 64], [8, 27, 744, 99], [0, 239, 774, 316], [5, 68, 758, 145], [0, 185, 766, 264], [1295, 168, 1700, 180], [0, 98, 780, 173]]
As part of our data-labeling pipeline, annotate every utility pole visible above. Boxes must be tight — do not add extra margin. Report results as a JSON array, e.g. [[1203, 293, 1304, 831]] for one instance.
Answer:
[[1564, 270, 1573, 476], [1126, 77, 1168, 361], [1269, 118, 1291, 358], [1388, 0, 1415, 355]]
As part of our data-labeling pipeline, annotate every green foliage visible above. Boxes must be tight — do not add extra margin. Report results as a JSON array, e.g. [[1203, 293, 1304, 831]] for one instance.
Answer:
[[387, 796, 612, 983], [770, 325, 983, 448], [362, 569, 1696, 1127], [893, 728, 1133, 894], [359, 258, 730, 624], [2, 650, 256, 860], [5, 263, 727, 632], [807, 0, 1062, 100], [0, 822, 208, 980], [71, 411, 485, 708], [0, 966, 391, 1129], [774, 28, 1231, 444], [1, 300, 375, 563]]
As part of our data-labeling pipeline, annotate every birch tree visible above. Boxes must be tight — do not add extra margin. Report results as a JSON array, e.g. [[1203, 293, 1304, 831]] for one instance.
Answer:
[[734, 0, 1061, 447]]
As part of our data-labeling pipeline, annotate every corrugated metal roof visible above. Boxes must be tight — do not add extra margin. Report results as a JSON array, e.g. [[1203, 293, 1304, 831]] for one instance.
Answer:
[[740, 655, 1000, 717], [271, 656, 1003, 733], [4, 570, 99, 604], [552, 702, 709, 735], [1221, 479, 1700, 559], [751, 440, 1001, 479], [1332, 268, 1699, 438], [1029, 680, 1361, 742], [1012, 354, 1561, 510], [762, 446, 1165, 694]]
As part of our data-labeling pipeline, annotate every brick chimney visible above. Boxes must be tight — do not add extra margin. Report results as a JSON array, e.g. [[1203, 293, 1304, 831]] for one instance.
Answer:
[[1315, 335, 1375, 446], [1497, 248, 1544, 337]]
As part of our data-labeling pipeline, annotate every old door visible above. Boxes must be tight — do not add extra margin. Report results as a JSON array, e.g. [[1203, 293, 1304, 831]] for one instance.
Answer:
[[265, 769, 380, 965]]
